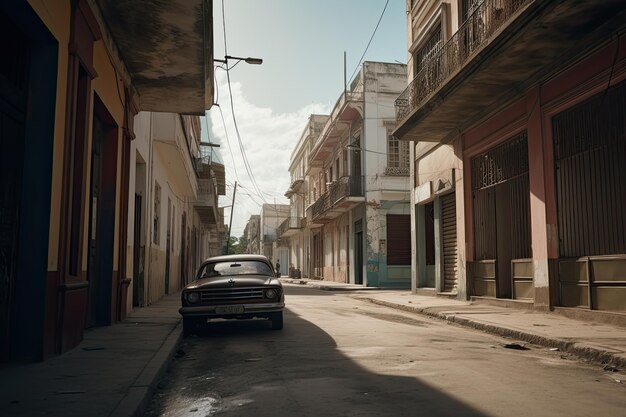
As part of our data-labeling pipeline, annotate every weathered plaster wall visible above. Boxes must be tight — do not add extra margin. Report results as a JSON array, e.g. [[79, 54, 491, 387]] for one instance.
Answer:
[[126, 111, 209, 309]]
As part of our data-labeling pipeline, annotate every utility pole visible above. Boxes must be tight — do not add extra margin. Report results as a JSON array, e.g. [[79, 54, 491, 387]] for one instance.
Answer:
[[225, 181, 237, 254]]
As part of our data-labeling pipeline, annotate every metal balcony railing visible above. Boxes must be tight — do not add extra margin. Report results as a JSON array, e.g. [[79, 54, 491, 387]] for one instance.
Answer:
[[311, 175, 364, 219], [278, 217, 303, 237], [395, 0, 530, 123], [197, 179, 214, 195]]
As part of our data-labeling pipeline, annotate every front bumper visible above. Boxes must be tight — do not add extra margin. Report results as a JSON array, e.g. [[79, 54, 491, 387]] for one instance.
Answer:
[[179, 302, 284, 319]]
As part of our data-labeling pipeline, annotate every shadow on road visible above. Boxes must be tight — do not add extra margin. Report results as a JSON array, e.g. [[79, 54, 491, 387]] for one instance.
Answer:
[[150, 304, 490, 417]]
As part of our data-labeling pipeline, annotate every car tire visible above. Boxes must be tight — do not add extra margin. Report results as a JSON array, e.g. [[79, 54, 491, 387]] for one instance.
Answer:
[[183, 317, 204, 336], [270, 312, 283, 330]]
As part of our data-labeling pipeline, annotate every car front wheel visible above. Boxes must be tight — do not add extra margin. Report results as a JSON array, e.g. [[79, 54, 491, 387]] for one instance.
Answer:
[[270, 312, 283, 330]]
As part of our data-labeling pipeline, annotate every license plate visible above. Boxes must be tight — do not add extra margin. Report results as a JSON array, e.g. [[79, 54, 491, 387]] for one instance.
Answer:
[[216, 305, 244, 314]]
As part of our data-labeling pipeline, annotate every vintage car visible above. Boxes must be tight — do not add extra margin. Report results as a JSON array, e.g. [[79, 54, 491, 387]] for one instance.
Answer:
[[179, 254, 284, 334]]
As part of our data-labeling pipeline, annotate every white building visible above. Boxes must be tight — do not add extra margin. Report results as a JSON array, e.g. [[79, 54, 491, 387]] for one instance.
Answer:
[[285, 62, 411, 287], [282, 115, 329, 278], [127, 112, 225, 308], [245, 214, 261, 254], [259, 204, 290, 274]]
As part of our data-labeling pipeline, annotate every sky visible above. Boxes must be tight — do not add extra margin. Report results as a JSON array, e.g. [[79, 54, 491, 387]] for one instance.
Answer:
[[202, 0, 408, 237]]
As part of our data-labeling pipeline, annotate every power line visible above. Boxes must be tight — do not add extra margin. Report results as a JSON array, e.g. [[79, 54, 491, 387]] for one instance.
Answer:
[[348, 0, 390, 85], [221, 0, 269, 205], [215, 104, 240, 182]]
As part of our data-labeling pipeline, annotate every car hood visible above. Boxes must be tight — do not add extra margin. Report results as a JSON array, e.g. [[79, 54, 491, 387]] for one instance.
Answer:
[[185, 275, 278, 290]]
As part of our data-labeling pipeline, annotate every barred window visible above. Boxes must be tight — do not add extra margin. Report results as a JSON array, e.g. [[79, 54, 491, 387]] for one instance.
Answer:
[[414, 23, 442, 75], [387, 133, 410, 175]]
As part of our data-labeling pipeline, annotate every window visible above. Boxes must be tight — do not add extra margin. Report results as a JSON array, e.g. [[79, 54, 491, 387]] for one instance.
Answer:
[[153, 182, 161, 245], [414, 24, 442, 76], [462, 0, 481, 21], [197, 260, 273, 278], [386, 133, 410, 175]]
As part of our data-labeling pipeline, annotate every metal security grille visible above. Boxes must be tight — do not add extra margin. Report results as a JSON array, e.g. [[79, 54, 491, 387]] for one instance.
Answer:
[[509, 174, 531, 260], [472, 131, 528, 190], [441, 193, 458, 292], [553, 80, 626, 258], [472, 187, 496, 260], [471, 131, 531, 298], [472, 131, 529, 261]]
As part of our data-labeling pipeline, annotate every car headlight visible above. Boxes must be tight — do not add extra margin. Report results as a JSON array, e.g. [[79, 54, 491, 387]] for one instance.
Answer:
[[186, 292, 200, 304], [264, 288, 279, 299]]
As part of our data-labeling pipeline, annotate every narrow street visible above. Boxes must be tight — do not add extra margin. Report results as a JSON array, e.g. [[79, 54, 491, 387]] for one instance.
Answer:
[[145, 284, 626, 417]]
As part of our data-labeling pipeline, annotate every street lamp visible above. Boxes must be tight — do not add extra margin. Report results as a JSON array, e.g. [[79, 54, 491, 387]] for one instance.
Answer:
[[345, 144, 387, 155], [214, 55, 263, 65]]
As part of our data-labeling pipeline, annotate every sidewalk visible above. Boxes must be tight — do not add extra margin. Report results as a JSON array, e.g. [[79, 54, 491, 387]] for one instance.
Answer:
[[0, 294, 182, 417], [282, 278, 626, 368]]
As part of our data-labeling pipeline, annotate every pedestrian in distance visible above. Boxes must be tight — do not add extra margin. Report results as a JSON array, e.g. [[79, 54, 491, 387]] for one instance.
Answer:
[[275, 260, 281, 277]]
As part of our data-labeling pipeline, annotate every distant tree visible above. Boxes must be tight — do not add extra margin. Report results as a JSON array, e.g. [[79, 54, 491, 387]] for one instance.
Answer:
[[224, 236, 239, 255], [236, 234, 249, 254]]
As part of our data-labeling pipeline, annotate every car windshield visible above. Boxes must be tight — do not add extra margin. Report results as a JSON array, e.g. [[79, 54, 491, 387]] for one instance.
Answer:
[[197, 260, 274, 278]]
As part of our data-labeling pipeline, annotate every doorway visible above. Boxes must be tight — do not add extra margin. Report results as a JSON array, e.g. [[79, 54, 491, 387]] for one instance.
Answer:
[[165, 198, 171, 294], [354, 219, 363, 285], [132, 193, 144, 306], [471, 131, 530, 298], [86, 98, 118, 328], [0, 11, 29, 358], [181, 212, 187, 286]]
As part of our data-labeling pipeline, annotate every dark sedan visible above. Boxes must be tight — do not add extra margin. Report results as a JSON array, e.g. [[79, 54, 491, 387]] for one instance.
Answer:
[[179, 254, 284, 334]]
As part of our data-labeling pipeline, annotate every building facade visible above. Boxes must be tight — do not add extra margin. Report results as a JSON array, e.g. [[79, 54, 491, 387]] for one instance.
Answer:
[[306, 62, 411, 287], [127, 112, 225, 309], [0, 0, 214, 361], [259, 204, 290, 274], [282, 115, 329, 278], [395, 0, 626, 313], [245, 215, 261, 255]]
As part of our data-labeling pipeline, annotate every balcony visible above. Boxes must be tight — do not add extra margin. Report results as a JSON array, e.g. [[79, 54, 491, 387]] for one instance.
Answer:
[[310, 78, 364, 167], [284, 177, 304, 198], [394, 0, 626, 142], [94, 0, 213, 113], [194, 179, 218, 225], [278, 217, 303, 238], [152, 113, 198, 197], [311, 176, 365, 223]]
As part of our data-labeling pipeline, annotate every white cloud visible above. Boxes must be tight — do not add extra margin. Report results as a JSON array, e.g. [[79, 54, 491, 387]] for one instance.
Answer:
[[208, 72, 329, 237]]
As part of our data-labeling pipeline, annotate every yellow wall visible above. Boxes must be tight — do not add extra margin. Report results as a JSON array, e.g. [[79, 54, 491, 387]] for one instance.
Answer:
[[83, 41, 126, 272], [27, 0, 71, 271], [27, 1, 127, 275]]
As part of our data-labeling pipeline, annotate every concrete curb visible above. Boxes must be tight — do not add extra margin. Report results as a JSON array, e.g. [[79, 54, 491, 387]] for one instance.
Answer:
[[362, 297, 626, 369], [110, 321, 183, 417], [281, 278, 383, 291]]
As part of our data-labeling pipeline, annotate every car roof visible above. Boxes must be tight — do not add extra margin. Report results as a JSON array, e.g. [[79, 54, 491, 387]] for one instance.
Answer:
[[201, 254, 271, 264]]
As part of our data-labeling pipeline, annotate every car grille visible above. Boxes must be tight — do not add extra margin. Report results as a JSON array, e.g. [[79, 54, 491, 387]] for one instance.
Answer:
[[199, 287, 265, 304]]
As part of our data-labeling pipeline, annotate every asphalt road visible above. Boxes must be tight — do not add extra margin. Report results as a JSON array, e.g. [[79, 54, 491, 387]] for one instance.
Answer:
[[145, 284, 626, 417]]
